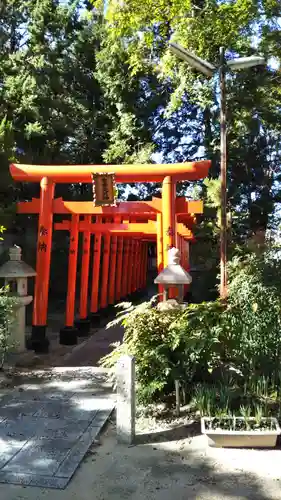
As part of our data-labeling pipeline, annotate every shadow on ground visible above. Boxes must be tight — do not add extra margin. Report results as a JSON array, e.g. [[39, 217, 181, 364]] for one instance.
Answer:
[[135, 420, 201, 444], [67, 423, 281, 500]]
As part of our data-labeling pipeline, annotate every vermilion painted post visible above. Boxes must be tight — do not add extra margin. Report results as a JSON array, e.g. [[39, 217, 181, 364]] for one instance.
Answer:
[[156, 213, 164, 299], [115, 237, 124, 301], [140, 243, 145, 289], [132, 240, 139, 292], [79, 215, 91, 320], [162, 176, 175, 267], [108, 235, 118, 305], [59, 215, 79, 345], [131, 240, 136, 292], [127, 239, 134, 295], [183, 237, 187, 268], [131, 239, 137, 293], [140, 243, 144, 290], [143, 243, 148, 288], [172, 179, 177, 244], [141, 242, 146, 289], [138, 240, 143, 289], [122, 238, 129, 297], [186, 240, 190, 270], [90, 233, 102, 314], [136, 241, 142, 290], [100, 233, 111, 309], [179, 236, 183, 266], [66, 215, 79, 326], [180, 236, 186, 297], [32, 176, 55, 353], [184, 239, 191, 297], [162, 176, 176, 298]]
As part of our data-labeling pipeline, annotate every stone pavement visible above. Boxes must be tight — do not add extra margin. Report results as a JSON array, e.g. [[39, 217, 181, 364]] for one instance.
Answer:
[[62, 287, 156, 367], [63, 323, 124, 367], [0, 367, 114, 489]]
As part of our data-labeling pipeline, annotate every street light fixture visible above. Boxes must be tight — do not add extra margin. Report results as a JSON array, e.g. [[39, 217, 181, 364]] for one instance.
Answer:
[[169, 42, 266, 300]]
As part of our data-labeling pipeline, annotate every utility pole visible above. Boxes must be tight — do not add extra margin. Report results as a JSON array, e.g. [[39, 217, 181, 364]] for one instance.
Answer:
[[219, 47, 227, 300], [169, 41, 265, 300]]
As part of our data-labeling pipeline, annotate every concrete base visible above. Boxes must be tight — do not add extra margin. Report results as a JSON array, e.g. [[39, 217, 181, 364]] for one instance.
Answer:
[[131, 290, 143, 300], [89, 313, 101, 327], [99, 305, 115, 319], [106, 304, 115, 314], [74, 318, 91, 337], [59, 326, 78, 346], [29, 325, 49, 354]]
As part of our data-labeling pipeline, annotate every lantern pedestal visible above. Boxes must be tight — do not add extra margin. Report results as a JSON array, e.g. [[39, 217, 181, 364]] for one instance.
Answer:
[[0, 246, 36, 354], [12, 295, 33, 352]]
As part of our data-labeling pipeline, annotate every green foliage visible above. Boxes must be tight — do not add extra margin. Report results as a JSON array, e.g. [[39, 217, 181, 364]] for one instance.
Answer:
[[94, 0, 281, 236], [0, 226, 5, 241], [0, 288, 17, 369], [224, 253, 281, 383], [102, 250, 281, 407], [193, 384, 218, 417], [1, 0, 167, 207], [102, 299, 184, 402], [102, 298, 226, 403], [2, 0, 281, 239]]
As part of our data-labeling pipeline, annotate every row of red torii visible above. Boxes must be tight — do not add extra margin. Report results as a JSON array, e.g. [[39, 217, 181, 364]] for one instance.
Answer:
[[10, 160, 210, 352]]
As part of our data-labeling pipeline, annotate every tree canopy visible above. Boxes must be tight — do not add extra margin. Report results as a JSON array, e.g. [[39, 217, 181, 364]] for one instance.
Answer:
[[0, 0, 281, 239]]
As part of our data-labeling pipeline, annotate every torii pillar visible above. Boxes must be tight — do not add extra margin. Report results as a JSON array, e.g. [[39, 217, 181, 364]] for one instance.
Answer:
[[30, 177, 55, 353], [162, 176, 177, 298], [162, 176, 176, 266], [59, 214, 79, 345]]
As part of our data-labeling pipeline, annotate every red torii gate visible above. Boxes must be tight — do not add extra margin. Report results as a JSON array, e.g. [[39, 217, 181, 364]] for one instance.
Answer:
[[10, 161, 210, 352]]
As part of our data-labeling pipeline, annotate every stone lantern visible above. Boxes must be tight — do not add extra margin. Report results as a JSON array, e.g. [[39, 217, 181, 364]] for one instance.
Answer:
[[0, 246, 36, 352], [154, 247, 192, 303]]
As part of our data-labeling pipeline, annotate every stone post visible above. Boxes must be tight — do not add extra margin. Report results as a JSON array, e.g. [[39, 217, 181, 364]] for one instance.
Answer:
[[116, 355, 135, 444]]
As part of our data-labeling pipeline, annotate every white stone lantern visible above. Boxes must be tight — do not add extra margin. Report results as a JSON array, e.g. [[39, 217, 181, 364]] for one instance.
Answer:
[[0, 246, 36, 352], [154, 247, 192, 303]]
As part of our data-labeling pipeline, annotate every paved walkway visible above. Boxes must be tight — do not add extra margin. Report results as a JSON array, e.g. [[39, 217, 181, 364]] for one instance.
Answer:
[[0, 288, 154, 489], [63, 323, 124, 367], [62, 285, 156, 367], [0, 368, 114, 489]]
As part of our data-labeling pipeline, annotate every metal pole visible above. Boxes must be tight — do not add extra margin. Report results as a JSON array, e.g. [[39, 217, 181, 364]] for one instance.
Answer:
[[219, 47, 227, 300]]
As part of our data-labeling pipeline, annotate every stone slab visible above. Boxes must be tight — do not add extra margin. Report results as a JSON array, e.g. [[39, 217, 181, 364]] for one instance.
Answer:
[[0, 400, 42, 419], [32, 400, 98, 421], [0, 370, 114, 488]]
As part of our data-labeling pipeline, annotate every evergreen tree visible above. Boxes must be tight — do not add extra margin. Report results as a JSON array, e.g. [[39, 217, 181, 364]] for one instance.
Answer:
[[96, 0, 281, 235], [0, 0, 169, 204]]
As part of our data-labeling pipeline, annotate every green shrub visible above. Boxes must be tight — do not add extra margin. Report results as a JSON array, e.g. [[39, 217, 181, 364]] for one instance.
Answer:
[[101, 300, 184, 402], [226, 252, 281, 384], [101, 250, 281, 406], [0, 288, 17, 368], [101, 299, 225, 403]]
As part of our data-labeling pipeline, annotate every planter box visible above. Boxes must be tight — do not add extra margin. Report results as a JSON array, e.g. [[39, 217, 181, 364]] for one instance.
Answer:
[[201, 417, 280, 448]]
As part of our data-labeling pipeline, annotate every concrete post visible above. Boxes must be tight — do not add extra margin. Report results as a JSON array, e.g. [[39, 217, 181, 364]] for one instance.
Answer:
[[116, 355, 135, 444]]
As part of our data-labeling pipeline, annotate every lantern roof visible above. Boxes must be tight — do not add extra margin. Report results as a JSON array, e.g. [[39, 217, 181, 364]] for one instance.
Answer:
[[154, 247, 192, 285], [0, 246, 36, 278]]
